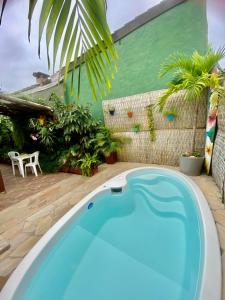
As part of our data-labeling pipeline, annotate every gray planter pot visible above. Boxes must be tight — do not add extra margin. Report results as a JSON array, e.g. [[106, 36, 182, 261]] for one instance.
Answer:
[[179, 156, 204, 176]]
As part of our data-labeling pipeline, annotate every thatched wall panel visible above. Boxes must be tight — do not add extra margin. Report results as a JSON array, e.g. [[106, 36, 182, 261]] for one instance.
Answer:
[[116, 129, 205, 166], [103, 90, 207, 133], [102, 90, 207, 166]]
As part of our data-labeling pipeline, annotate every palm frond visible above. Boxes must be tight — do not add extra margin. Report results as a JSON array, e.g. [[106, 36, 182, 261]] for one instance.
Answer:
[[159, 52, 194, 78], [0, 0, 7, 25], [1, 0, 117, 102], [155, 82, 185, 112]]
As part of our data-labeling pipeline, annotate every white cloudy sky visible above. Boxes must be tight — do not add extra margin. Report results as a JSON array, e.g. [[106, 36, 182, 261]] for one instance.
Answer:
[[0, 0, 224, 92]]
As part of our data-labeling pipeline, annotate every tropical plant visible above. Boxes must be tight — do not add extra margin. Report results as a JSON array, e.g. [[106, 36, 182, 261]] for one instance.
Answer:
[[0, 1, 118, 101], [156, 47, 225, 153], [163, 108, 177, 117], [58, 104, 102, 148], [0, 116, 14, 161], [146, 104, 156, 141], [77, 153, 100, 176], [91, 126, 128, 157]]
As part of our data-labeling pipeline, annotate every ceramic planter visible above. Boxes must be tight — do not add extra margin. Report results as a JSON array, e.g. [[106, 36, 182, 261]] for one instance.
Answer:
[[69, 167, 82, 175], [127, 111, 133, 118], [179, 156, 204, 176], [109, 110, 115, 116], [105, 152, 118, 164], [132, 127, 140, 133], [59, 166, 70, 173], [166, 114, 175, 121], [90, 166, 98, 176]]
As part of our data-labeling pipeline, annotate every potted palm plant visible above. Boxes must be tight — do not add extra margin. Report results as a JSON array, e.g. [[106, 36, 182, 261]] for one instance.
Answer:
[[156, 47, 225, 176], [92, 126, 128, 164]]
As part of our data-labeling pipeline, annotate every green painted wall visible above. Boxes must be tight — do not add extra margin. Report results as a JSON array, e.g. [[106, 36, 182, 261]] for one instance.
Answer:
[[33, 0, 207, 120]]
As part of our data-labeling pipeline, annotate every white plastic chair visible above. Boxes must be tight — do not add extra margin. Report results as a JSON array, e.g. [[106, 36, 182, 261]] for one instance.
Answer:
[[25, 151, 42, 177], [8, 151, 25, 177]]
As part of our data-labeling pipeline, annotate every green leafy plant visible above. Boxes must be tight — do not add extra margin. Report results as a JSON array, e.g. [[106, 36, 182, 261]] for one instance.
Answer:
[[163, 108, 177, 117], [182, 151, 202, 158], [132, 123, 141, 133], [91, 126, 128, 157], [77, 153, 100, 176], [146, 105, 156, 141], [0, 1, 118, 101], [156, 47, 225, 153], [0, 116, 15, 161]]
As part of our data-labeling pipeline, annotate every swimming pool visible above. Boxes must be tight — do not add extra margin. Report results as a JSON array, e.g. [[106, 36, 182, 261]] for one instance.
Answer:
[[1, 167, 221, 300]]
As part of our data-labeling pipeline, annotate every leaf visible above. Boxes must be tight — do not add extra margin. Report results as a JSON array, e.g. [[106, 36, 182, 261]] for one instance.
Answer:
[[59, 3, 77, 72], [38, 0, 54, 57], [0, 0, 7, 25], [28, 0, 38, 41], [53, 0, 72, 70], [46, 0, 64, 69]]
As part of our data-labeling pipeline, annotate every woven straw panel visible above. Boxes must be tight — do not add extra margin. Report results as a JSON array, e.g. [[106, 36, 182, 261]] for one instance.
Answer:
[[103, 90, 207, 133], [212, 130, 225, 197], [217, 98, 225, 131], [115, 129, 205, 166]]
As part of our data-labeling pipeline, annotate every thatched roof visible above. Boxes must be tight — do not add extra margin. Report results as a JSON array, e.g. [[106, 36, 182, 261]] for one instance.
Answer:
[[0, 94, 54, 118]]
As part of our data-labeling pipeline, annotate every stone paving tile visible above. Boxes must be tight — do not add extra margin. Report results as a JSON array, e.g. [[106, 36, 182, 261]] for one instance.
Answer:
[[10, 236, 39, 258], [0, 257, 22, 277], [0, 163, 71, 211]]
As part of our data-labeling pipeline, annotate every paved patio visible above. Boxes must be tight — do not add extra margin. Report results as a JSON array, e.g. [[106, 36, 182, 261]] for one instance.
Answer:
[[0, 163, 71, 211], [0, 162, 225, 298]]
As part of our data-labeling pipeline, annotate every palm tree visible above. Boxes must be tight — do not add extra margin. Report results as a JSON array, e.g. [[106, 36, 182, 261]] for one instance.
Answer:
[[0, 0, 117, 101], [156, 47, 225, 153]]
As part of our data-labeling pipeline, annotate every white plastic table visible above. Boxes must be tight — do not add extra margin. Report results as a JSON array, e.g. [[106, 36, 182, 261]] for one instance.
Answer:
[[17, 154, 31, 177]]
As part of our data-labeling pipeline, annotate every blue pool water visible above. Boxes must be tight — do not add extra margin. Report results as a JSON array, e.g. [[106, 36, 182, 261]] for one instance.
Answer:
[[14, 169, 203, 300]]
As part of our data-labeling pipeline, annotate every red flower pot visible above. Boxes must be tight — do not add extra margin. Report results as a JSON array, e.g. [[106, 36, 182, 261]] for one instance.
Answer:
[[60, 166, 70, 173], [127, 111, 133, 118], [69, 167, 82, 175], [105, 152, 118, 164], [90, 166, 98, 176]]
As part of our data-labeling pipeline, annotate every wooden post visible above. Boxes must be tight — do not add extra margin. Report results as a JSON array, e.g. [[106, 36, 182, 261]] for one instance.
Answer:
[[0, 170, 5, 193]]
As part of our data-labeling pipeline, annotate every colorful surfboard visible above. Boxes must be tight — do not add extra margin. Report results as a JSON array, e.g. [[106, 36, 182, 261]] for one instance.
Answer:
[[205, 92, 218, 175]]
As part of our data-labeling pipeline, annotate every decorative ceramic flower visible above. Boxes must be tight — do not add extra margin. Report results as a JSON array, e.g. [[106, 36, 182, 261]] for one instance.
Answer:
[[208, 109, 217, 126]]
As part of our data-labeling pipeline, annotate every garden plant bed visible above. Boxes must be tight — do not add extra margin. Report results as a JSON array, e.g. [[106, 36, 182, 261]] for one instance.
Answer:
[[60, 166, 98, 176]]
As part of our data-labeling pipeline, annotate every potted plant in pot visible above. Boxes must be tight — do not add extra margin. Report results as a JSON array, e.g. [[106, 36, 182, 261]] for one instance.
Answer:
[[91, 126, 128, 164], [126, 107, 133, 118], [132, 123, 141, 133], [77, 153, 100, 177], [69, 159, 82, 175], [156, 47, 225, 176], [180, 151, 205, 176], [106, 105, 115, 116], [163, 108, 177, 121]]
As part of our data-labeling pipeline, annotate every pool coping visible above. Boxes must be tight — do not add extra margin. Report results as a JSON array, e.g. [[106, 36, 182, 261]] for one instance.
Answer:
[[0, 166, 221, 300]]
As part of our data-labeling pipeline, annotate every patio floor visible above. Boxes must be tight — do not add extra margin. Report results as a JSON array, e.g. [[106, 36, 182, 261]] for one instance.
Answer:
[[0, 162, 225, 298], [0, 164, 72, 211]]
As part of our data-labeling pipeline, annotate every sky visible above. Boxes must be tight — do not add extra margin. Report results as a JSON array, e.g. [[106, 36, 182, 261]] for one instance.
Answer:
[[0, 0, 224, 92]]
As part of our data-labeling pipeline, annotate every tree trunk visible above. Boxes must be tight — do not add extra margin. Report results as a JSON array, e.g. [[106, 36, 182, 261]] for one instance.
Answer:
[[191, 100, 200, 153]]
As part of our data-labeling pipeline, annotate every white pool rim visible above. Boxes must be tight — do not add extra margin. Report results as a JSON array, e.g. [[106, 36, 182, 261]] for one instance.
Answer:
[[0, 167, 221, 300]]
